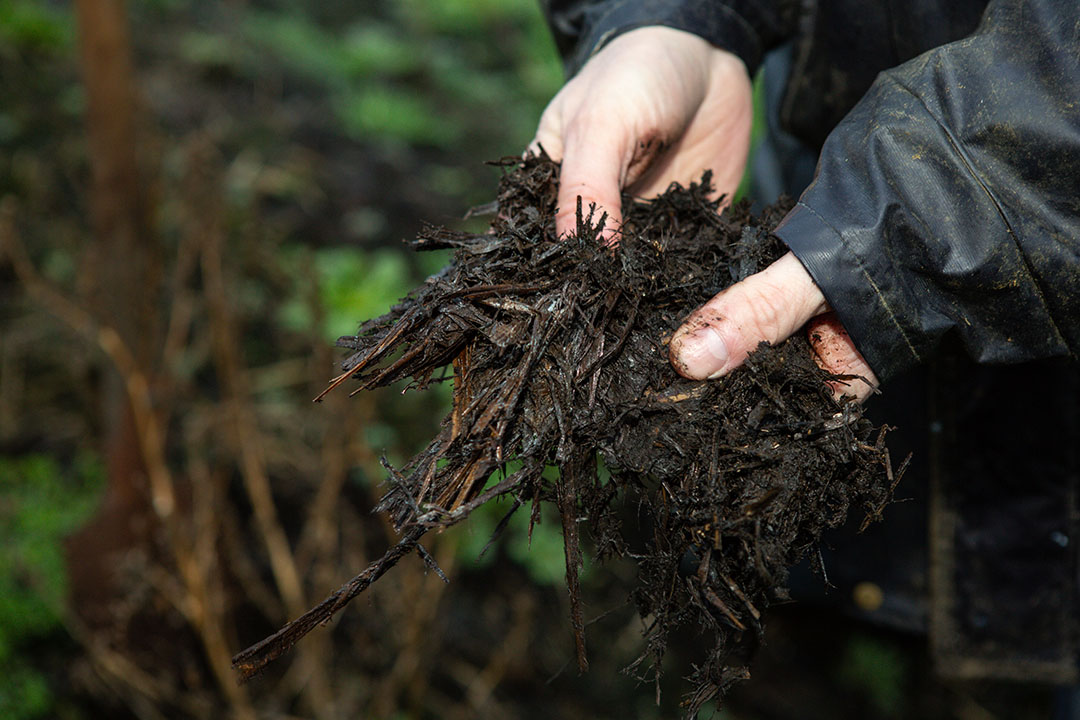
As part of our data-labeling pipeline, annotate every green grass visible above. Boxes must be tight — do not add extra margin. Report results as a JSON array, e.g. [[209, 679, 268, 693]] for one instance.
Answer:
[[0, 453, 104, 719]]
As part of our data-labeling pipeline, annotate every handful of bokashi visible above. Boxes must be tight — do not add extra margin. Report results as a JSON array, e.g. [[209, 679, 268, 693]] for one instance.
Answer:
[[233, 154, 902, 714]]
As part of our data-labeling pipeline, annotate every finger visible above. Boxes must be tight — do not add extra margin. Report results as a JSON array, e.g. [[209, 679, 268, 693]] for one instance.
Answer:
[[669, 252, 828, 379], [554, 123, 626, 243], [529, 123, 564, 161], [806, 314, 879, 402]]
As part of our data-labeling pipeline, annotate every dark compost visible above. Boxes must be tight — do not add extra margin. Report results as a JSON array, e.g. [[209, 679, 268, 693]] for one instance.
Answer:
[[232, 154, 903, 712]]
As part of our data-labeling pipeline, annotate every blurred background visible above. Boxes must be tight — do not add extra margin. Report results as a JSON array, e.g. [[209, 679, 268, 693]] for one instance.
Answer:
[[0, 2, 1056, 719]]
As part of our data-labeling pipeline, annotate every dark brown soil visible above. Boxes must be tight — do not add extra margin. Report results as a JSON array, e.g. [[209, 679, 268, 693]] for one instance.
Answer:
[[232, 154, 902, 714]]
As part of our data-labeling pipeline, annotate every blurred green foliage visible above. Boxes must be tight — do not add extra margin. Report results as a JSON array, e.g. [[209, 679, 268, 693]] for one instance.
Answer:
[[0, 0, 81, 161], [0, 0, 72, 54], [451, 460, 612, 587], [838, 633, 909, 717], [173, 0, 562, 152], [453, 488, 570, 588], [0, 454, 103, 720], [277, 245, 414, 341], [734, 71, 767, 202]]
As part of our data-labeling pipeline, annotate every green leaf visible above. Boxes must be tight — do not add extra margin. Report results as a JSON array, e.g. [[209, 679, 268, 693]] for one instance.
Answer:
[[0, 0, 73, 54], [337, 85, 457, 147], [0, 452, 103, 719]]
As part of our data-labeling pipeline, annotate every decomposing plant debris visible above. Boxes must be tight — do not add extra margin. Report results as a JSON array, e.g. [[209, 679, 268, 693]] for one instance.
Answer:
[[232, 154, 902, 713]]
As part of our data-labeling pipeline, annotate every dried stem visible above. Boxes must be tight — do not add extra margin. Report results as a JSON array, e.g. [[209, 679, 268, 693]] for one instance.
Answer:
[[183, 140, 334, 717], [0, 197, 257, 719]]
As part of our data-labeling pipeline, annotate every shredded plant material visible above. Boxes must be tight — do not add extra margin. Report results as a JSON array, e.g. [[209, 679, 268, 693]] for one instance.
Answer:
[[232, 154, 902, 713]]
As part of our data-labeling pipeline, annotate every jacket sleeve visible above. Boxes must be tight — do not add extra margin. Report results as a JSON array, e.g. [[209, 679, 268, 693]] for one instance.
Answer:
[[540, 0, 796, 77], [774, 0, 1080, 382]]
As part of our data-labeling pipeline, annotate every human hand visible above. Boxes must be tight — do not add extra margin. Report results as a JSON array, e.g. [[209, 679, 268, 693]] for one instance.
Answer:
[[668, 252, 879, 402], [530, 26, 753, 242]]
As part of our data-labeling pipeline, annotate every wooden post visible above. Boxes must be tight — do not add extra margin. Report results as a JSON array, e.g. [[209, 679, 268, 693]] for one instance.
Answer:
[[69, 0, 158, 627]]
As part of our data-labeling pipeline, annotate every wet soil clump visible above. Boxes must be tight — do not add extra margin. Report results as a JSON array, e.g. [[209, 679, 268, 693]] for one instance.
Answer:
[[233, 155, 900, 713]]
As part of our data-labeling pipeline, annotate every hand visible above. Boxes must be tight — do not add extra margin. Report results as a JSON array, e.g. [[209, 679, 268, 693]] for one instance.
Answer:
[[668, 252, 879, 402], [530, 26, 753, 241]]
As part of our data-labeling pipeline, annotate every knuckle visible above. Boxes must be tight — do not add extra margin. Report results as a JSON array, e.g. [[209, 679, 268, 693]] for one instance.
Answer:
[[730, 279, 790, 341]]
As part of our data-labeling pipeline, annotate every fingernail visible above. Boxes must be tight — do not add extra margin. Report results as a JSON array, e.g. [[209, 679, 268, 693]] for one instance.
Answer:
[[675, 326, 729, 379]]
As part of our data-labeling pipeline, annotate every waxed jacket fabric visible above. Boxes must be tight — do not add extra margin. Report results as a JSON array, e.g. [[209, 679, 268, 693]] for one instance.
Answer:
[[540, 0, 1080, 382]]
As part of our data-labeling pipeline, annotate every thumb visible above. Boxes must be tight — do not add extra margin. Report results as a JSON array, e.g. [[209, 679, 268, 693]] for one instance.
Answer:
[[669, 252, 828, 379]]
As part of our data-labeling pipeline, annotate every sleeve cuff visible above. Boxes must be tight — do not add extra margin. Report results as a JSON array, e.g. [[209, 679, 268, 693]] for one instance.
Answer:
[[566, 1, 764, 77], [774, 202, 922, 382]]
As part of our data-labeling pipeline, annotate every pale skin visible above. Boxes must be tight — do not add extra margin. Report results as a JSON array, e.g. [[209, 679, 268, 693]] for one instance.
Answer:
[[530, 26, 878, 401]]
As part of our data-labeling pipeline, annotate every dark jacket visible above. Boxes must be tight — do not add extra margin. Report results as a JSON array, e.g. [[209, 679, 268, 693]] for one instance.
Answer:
[[541, 0, 1080, 684]]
